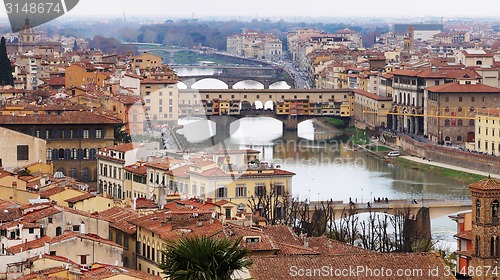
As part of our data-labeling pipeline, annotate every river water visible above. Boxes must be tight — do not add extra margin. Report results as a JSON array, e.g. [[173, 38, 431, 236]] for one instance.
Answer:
[[174, 67, 469, 251]]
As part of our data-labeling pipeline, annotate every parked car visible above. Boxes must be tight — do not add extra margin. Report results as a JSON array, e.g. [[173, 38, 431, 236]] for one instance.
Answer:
[[387, 151, 400, 157]]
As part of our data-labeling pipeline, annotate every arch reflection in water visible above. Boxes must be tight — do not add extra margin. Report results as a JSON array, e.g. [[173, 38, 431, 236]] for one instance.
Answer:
[[177, 117, 216, 143]]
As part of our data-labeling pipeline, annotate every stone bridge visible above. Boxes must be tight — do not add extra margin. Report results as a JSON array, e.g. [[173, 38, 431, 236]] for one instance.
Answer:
[[179, 75, 294, 89], [308, 198, 471, 220]]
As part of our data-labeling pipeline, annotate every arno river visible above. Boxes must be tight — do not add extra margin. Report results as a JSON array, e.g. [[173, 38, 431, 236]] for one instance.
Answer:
[[174, 67, 470, 251]]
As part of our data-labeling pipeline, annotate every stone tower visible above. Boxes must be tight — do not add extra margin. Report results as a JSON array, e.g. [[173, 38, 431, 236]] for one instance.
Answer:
[[407, 25, 415, 52], [19, 17, 35, 44], [470, 178, 500, 279]]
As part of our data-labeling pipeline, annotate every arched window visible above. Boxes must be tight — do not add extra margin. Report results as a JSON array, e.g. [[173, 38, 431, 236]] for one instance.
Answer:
[[83, 149, 89, 160], [444, 119, 450, 126], [457, 119, 463, 126], [444, 136, 450, 142], [458, 107, 463, 112], [56, 227, 62, 236], [58, 148, 64, 160], [82, 168, 90, 182], [476, 200, 481, 224], [469, 119, 475, 126], [70, 168, 78, 179], [457, 136, 463, 142], [445, 107, 450, 112], [476, 60, 483, 65], [493, 200, 499, 224], [64, 149, 71, 160]]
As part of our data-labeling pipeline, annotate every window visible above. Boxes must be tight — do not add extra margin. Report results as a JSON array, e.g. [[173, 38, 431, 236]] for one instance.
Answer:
[[216, 187, 227, 198], [29, 228, 34, 234], [46, 149, 52, 161], [274, 185, 285, 196], [444, 119, 450, 126], [459, 97, 462, 102], [236, 185, 246, 197], [493, 200, 499, 225], [96, 129, 102, 138], [255, 185, 266, 196], [476, 200, 481, 224], [17, 145, 29, 161], [80, 255, 87, 265], [83, 129, 89, 139]]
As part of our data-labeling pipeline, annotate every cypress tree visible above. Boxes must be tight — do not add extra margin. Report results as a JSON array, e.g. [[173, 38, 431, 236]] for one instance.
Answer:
[[0, 37, 13, 86]]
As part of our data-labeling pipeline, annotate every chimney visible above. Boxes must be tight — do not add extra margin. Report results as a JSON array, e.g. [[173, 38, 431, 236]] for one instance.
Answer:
[[80, 222, 86, 234], [304, 238, 309, 248]]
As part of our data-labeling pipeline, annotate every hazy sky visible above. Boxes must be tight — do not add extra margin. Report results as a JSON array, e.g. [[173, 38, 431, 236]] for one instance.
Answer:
[[73, 0, 499, 18], [0, 0, 497, 19]]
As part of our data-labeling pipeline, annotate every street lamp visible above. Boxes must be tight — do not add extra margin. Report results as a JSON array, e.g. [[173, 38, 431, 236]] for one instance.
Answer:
[[361, 188, 364, 204]]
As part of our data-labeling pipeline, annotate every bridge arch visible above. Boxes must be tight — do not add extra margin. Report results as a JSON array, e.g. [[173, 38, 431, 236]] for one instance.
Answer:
[[229, 116, 283, 141], [253, 100, 264, 110], [240, 100, 252, 111], [233, 80, 265, 89], [191, 78, 229, 89], [263, 100, 276, 111], [269, 81, 292, 89]]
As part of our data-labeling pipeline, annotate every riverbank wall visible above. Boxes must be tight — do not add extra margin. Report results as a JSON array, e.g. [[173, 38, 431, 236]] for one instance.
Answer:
[[382, 133, 500, 176]]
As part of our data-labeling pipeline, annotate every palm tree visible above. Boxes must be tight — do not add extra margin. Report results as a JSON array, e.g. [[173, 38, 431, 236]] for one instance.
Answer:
[[159, 235, 253, 280]]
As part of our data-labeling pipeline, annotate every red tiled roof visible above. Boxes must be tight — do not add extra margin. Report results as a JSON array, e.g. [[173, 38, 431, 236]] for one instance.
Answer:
[[98, 207, 141, 235], [353, 89, 392, 101], [166, 165, 190, 179], [426, 82, 500, 93], [105, 142, 139, 153], [454, 230, 472, 240], [276, 242, 320, 256], [49, 231, 122, 248], [135, 198, 158, 209], [124, 164, 147, 175], [262, 225, 302, 246], [468, 178, 500, 191], [22, 206, 61, 222], [64, 192, 95, 203], [249, 253, 455, 279], [81, 265, 162, 280], [0, 111, 122, 125], [6, 235, 51, 254], [40, 187, 66, 198]]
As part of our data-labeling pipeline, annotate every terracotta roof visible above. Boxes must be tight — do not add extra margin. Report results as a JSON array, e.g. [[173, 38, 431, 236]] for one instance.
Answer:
[[262, 225, 302, 246], [223, 224, 278, 252], [64, 192, 95, 203], [468, 178, 500, 191], [190, 160, 216, 168], [22, 206, 61, 222], [0, 221, 40, 230], [275, 242, 320, 256], [105, 142, 139, 153], [0, 111, 122, 125], [308, 236, 369, 255], [391, 68, 481, 79], [6, 235, 51, 254], [124, 164, 147, 175], [166, 165, 190, 179], [426, 82, 500, 93], [98, 207, 141, 235], [81, 265, 162, 280], [49, 231, 122, 248], [135, 198, 158, 209], [454, 230, 472, 240], [15, 267, 67, 280], [129, 211, 222, 241], [249, 253, 455, 279], [145, 158, 185, 171], [39, 186, 66, 198], [353, 89, 392, 101], [163, 199, 218, 211]]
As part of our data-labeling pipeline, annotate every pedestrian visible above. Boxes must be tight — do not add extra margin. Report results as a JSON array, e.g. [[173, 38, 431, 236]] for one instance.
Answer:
[[385, 197, 389, 204], [367, 202, 371, 207]]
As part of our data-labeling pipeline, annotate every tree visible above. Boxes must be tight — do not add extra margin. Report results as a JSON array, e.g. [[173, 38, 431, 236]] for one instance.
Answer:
[[73, 39, 78, 51], [159, 235, 253, 280], [0, 37, 13, 86]]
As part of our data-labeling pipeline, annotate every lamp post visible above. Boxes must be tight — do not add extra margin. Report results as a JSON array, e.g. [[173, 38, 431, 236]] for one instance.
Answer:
[[361, 188, 364, 204]]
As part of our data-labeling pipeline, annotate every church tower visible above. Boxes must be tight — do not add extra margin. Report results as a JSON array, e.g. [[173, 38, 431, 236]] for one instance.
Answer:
[[19, 17, 35, 44], [470, 178, 500, 279]]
